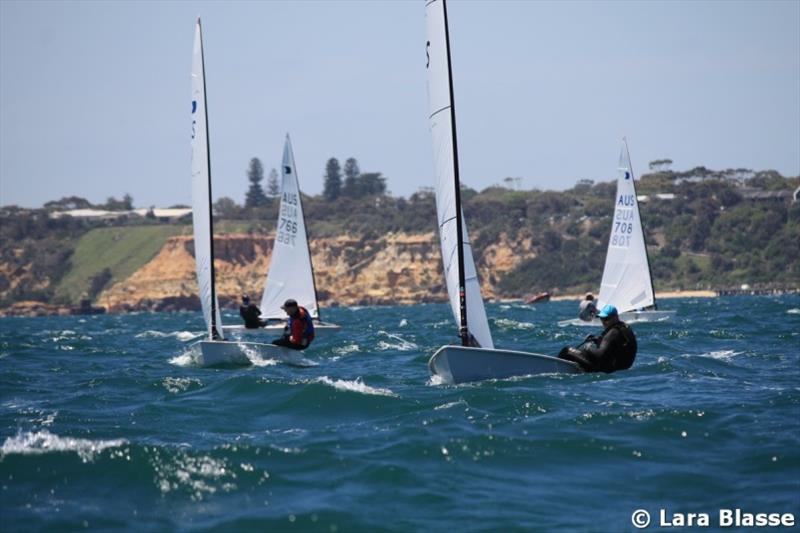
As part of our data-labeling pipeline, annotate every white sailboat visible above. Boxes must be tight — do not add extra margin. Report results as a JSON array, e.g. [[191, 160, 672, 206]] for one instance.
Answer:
[[558, 140, 675, 327], [223, 135, 340, 338], [424, 0, 581, 384], [188, 19, 313, 367]]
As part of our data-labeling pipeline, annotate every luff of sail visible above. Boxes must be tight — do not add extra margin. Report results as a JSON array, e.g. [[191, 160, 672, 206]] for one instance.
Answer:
[[190, 19, 224, 340], [260, 134, 319, 320], [424, 0, 493, 349], [597, 139, 655, 314]]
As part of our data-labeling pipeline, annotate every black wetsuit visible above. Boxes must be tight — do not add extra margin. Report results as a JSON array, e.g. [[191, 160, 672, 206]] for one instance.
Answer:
[[239, 303, 266, 329], [560, 321, 637, 373]]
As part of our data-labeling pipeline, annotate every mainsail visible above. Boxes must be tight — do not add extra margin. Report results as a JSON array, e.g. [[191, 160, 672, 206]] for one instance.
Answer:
[[260, 135, 319, 319], [190, 19, 224, 340], [425, 0, 493, 349], [597, 139, 656, 314]]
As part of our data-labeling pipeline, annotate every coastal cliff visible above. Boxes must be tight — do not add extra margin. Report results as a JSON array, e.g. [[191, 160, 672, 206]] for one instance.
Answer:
[[96, 232, 530, 312], [95, 231, 533, 312], [2, 169, 797, 316]]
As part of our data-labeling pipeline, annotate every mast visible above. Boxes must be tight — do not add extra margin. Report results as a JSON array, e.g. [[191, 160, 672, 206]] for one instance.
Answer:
[[441, 0, 469, 346], [624, 138, 657, 310], [287, 134, 322, 322], [198, 18, 220, 340]]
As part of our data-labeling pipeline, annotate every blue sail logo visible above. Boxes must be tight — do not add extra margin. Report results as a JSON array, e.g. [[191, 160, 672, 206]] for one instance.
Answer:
[[624, 171, 631, 180], [192, 100, 197, 114]]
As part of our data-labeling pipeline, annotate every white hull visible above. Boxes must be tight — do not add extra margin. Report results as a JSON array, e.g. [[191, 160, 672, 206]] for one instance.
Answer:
[[557, 309, 676, 327], [429, 345, 582, 385], [190, 340, 316, 368], [222, 321, 341, 339]]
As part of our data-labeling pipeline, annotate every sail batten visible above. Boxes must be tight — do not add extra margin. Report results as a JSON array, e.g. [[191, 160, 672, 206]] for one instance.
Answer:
[[425, 0, 493, 349], [260, 135, 319, 320], [597, 139, 655, 314], [190, 19, 224, 340]]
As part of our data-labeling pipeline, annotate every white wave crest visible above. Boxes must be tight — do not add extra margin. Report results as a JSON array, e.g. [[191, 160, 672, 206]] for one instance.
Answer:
[[376, 331, 418, 351], [333, 344, 360, 356], [316, 376, 397, 397], [701, 350, 743, 361], [398, 319, 408, 327], [1, 430, 127, 462], [136, 330, 200, 342], [428, 374, 446, 386], [787, 308, 800, 315], [162, 377, 202, 394], [434, 400, 467, 410], [169, 351, 195, 367], [494, 318, 535, 330]]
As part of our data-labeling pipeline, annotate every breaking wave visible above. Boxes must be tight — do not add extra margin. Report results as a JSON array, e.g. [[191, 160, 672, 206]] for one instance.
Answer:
[[1, 430, 127, 462], [315, 376, 397, 397]]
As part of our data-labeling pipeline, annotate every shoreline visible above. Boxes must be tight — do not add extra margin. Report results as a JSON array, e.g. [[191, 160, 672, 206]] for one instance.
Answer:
[[3, 289, 799, 318], [548, 290, 718, 302]]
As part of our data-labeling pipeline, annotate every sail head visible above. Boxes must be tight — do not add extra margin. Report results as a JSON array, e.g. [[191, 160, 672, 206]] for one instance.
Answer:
[[190, 19, 224, 340], [260, 135, 319, 320], [425, 0, 493, 349], [597, 139, 655, 314]]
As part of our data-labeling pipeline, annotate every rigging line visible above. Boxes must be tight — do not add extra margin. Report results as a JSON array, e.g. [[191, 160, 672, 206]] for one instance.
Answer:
[[439, 215, 458, 228], [429, 105, 451, 120]]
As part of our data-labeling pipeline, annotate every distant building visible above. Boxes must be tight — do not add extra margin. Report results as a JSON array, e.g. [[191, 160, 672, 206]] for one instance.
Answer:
[[50, 207, 192, 221], [637, 193, 676, 203], [738, 188, 793, 203]]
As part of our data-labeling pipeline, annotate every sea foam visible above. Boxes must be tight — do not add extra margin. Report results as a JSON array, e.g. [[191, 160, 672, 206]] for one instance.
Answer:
[[316, 376, 397, 397], [1, 430, 127, 462]]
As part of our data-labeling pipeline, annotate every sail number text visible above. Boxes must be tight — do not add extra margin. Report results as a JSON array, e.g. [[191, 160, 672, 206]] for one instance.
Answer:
[[277, 193, 299, 247], [611, 199, 636, 247]]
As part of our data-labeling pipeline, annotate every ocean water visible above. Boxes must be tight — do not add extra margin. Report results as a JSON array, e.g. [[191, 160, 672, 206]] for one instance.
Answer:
[[1, 296, 799, 532]]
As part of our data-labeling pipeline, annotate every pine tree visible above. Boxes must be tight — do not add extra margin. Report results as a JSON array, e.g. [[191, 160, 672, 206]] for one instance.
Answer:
[[342, 157, 360, 197], [245, 157, 268, 208], [267, 168, 280, 197], [323, 157, 342, 201], [359, 172, 387, 196]]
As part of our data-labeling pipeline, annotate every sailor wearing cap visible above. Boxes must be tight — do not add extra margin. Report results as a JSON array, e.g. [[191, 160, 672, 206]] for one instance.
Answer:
[[271, 298, 315, 350], [558, 304, 638, 373]]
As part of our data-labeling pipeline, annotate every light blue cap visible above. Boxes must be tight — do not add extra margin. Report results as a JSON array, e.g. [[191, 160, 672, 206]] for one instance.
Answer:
[[597, 304, 618, 318]]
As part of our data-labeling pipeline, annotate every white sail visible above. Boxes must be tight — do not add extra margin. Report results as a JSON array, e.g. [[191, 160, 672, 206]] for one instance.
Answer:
[[260, 134, 319, 319], [597, 139, 655, 314], [425, 0, 493, 349], [190, 19, 224, 339]]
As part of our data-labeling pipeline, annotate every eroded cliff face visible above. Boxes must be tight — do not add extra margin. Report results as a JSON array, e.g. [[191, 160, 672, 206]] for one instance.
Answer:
[[98, 232, 531, 312]]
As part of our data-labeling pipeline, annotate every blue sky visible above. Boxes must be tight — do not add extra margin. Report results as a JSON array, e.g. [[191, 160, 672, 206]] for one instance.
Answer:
[[1, 0, 798, 208]]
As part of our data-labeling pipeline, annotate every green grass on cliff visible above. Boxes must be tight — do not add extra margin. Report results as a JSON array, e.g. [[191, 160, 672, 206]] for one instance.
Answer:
[[54, 225, 186, 303]]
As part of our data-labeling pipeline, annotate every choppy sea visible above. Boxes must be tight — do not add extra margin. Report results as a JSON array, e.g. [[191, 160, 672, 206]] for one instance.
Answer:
[[1, 296, 799, 531]]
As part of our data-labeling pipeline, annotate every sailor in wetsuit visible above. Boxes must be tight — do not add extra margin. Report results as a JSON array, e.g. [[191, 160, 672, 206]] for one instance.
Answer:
[[239, 294, 266, 329], [272, 298, 315, 350], [559, 304, 637, 373], [578, 293, 598, 322]]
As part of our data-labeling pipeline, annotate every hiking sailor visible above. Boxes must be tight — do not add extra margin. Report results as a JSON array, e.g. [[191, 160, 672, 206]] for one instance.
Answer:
[[559, 304, 637, 373]]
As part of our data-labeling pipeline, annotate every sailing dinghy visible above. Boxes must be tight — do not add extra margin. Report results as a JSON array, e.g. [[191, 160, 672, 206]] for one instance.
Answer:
[[188, 19, 314, 367], [424, 0, 581, 384], [223, 135, 340, 339], [558, 140, 675, 327]]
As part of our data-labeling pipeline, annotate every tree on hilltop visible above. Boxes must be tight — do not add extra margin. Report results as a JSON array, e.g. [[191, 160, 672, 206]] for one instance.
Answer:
[[245, 157, 268, 208], [358, 172, 387, 196], [342, 157, 360, 197], [323, 158, 342, 201], [267, 167, 280, 197]]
